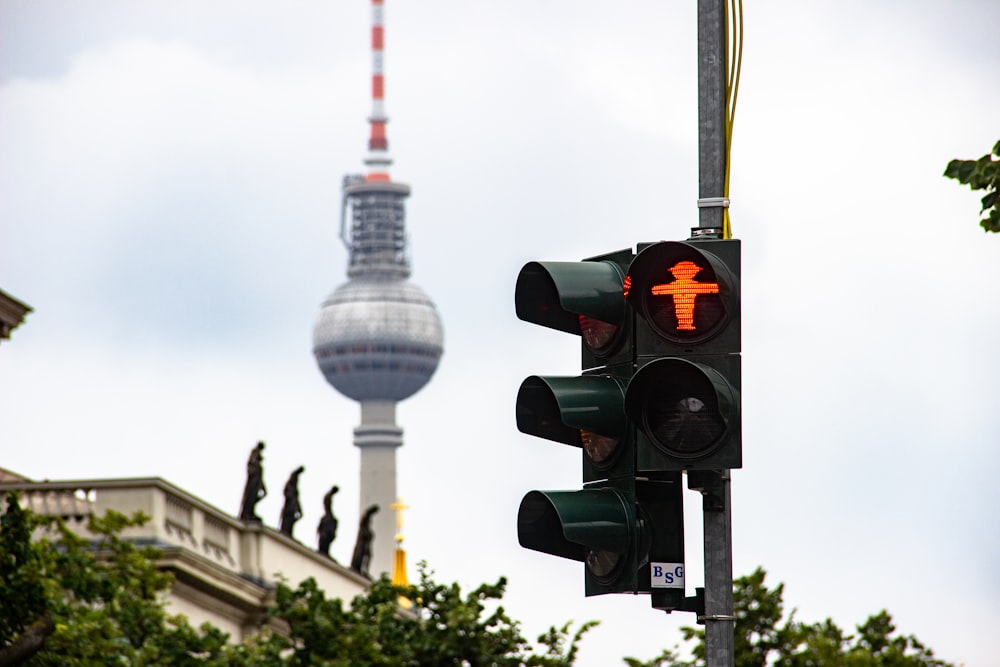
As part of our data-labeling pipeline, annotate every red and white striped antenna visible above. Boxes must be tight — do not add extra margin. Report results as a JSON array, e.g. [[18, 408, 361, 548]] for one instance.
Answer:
[[364, 0, 392, 182]]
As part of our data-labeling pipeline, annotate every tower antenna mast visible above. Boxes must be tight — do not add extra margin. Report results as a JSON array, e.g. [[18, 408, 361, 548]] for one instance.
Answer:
[[365, 0, 391, 182]]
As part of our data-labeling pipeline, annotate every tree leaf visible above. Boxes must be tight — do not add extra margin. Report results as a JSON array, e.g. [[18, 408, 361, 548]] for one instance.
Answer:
[[956, 160, 978, 184], [980, 189, 998, 212], [982, 209, 1000, 233]]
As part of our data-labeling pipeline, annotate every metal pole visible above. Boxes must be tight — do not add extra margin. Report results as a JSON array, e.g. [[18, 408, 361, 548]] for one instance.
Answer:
[[697, 0, 735, 665], [700, 473, 734, 666], [698, 0, 727, 231]]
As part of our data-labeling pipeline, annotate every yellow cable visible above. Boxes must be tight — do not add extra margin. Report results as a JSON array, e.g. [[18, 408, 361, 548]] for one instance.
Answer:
[[723, 0, 743, 240]]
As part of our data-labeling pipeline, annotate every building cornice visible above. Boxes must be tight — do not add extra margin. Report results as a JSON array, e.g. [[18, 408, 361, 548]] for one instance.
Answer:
[[0, 289, 31, 341]]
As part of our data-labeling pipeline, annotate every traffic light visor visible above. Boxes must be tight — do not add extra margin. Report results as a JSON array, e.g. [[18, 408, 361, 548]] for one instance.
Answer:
[[516, 375, 626, 466], [625, 242, 736, 345], [517, 489, 632, 578], [515, 261, 625, 355]]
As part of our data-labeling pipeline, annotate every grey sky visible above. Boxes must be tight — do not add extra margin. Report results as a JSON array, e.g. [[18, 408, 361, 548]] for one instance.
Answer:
[[1, 1, 998, 665]]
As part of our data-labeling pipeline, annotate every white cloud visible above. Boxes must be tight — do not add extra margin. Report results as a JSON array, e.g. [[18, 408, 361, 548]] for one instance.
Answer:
[[1, 1, 999, 665]]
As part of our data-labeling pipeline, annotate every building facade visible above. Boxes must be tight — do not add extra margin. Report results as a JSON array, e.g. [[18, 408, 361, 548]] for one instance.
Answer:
[[0, 474, 369, 640]]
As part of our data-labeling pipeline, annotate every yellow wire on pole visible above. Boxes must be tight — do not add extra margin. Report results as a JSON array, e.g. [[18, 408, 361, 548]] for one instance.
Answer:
[[723, 0, 743, 239]]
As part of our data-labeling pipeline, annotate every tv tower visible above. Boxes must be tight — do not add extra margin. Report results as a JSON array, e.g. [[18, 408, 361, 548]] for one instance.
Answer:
[[312, 0, 443, 577]]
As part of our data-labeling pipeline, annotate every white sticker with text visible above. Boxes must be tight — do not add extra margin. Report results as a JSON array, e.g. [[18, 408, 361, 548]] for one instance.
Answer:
[[650, 562, 685, 589]]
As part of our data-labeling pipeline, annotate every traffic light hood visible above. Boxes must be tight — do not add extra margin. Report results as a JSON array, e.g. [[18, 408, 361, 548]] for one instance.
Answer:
[[515, 260, 626, 335]]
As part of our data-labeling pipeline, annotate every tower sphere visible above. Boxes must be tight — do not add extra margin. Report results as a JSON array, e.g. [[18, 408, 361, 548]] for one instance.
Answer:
[[312, 277, 443, 402]]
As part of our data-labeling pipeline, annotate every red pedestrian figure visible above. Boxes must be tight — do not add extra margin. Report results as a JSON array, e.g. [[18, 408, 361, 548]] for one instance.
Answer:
[[651, 261, 719, 331]]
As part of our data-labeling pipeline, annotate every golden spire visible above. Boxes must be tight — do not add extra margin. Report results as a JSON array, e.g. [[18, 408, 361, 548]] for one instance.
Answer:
[[391, 498, 409, 546], [390, 498, 411, 606]]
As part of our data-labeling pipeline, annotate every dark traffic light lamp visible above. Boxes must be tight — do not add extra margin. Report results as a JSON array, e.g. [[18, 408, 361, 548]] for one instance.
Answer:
[[514, 250, 636, 482], [517, 475, 684, 600], [515, 249, 633, 372], [517, 479, 638, 596], [515, 249, 648, 597], [516, 374, 631, 482], [626, 355, 741, 471]]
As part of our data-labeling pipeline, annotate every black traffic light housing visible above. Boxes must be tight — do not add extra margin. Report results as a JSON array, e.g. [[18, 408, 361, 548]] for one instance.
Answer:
[[517, 478, 638, 596], [514, 247, 688, 603], [516, 374, 632, 483], [515, 249, 633, 372], [514, 237, 742, 606], [626, 240, 740, 357], [515, 249, 636, 482], [517, 475, 684, 599], [627, 355, 742, 471], [625, 239, 742, 472]]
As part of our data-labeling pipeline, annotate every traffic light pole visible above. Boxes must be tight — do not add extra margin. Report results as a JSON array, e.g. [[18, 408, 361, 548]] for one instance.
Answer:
[[696, 1, 735, 665], [516, 0, 739, 652], [698, 0, 728, 233]]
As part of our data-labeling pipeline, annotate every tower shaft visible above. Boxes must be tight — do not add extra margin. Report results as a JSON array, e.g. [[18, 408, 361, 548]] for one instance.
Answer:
[[355, 400, 401, 577]]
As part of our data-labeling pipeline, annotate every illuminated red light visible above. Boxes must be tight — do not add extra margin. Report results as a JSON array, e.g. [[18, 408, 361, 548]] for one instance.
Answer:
[[650, 261, 719, 331]]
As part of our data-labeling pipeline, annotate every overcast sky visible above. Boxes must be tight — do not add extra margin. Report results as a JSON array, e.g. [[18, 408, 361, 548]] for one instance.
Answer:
[[1, 1, 998, 665]]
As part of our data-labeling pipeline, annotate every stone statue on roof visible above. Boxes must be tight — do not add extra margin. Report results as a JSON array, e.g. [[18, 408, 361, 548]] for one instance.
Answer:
[[350, 504, 379, 577], [238, 442, 267, 522], [279, 465, 305, 537], [317, 485, 340, 558]]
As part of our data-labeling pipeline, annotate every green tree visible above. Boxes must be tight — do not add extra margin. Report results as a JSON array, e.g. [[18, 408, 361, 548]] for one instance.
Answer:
[[237, 564, 594, 666], [1, 494, 590, 666], [626, 567, 953, 667], [0, 492, 230, 666], [943, 140, 1000, 233]]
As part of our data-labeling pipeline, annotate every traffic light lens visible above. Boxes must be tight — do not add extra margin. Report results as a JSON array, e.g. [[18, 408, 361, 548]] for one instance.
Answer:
[[646, 260, 725, 340], [580, 429, 619, 466], [585, 549, 621, 580], [578, 315, 618, 354], [647, 395, 724, 455], [651, 261, 719, 331], [626, 242, 735, 345], [626, 357, 738, 462]]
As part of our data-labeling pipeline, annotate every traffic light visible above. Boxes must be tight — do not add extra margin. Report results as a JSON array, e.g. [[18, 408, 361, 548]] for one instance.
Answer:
[[516, 374, 628, 482], [624, 239, 741, 471], [517, 476, 683, 600], [514, 250, 634, 482], [514, 249, 633, 372], [514, 249, 686, 605]]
